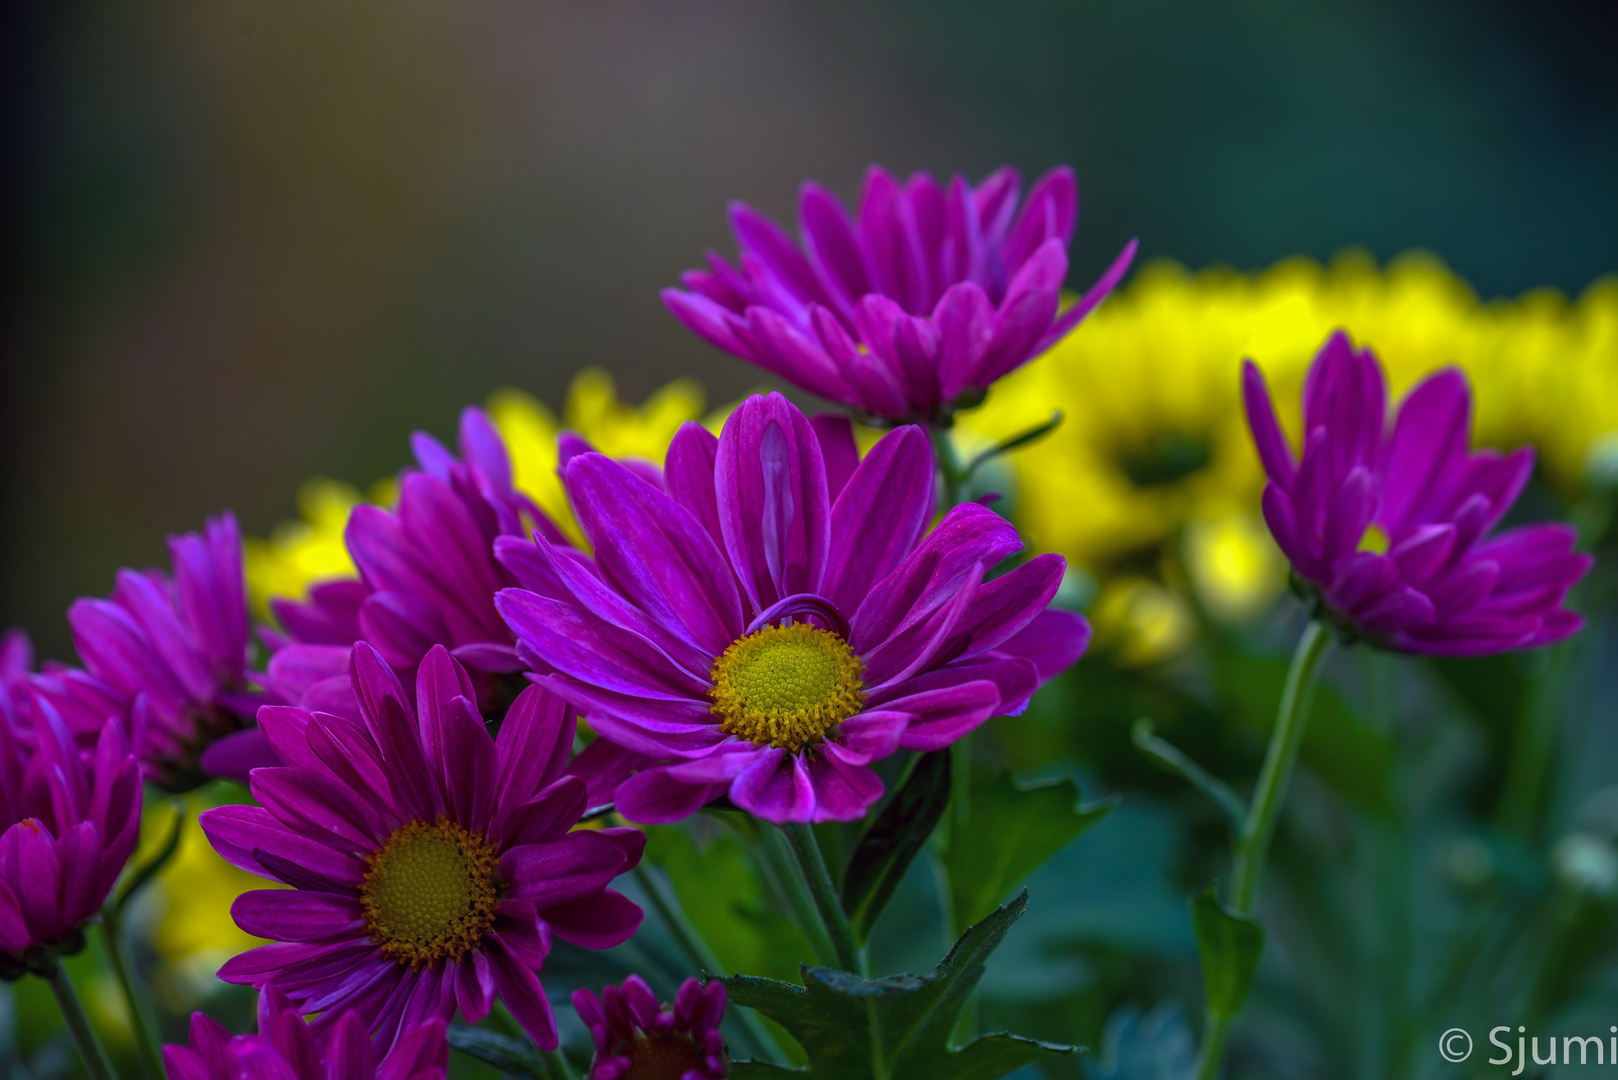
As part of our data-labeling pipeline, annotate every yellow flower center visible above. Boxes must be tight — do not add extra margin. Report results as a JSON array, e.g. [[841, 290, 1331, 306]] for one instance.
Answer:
[[621, 1033, 709, 1080], [709, 623, 864, 753], [359, 818, 500, 968], [1359, 523, 1390, 554]]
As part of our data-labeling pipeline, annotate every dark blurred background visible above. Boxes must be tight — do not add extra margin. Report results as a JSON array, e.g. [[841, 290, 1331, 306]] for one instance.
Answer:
[[4, 0, 1617, 661]]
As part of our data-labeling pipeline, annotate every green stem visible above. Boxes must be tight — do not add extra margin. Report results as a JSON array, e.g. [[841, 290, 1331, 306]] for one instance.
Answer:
[[101, 917, 164, 1080], [926, 424, 967, 508], [42, 956, 116, 1080], [1194, 619, 1333, 1080], [781, 823, 866, 975], [543, 1048, 578, 1080], [1230, 620, 1333, 911]]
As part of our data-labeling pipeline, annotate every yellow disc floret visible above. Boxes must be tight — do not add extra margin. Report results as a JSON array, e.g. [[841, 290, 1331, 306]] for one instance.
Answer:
[[360, 818, 500, 968], [709, 623, 865, 754]]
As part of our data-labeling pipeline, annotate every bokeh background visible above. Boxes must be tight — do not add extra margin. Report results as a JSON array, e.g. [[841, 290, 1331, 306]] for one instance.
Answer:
[[5, 0, 1618, 660]]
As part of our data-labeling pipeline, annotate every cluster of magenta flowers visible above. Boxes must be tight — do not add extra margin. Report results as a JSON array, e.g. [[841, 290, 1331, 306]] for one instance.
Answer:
[[0, 159, 1597, 1080], [573, 976, 729, 1080]]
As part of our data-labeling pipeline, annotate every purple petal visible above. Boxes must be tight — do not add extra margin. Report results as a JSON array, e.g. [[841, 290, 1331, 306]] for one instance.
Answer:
[[995, 608, 1091, 680], [822, 425, 935, 615], [231, 890, 364, 941], [541, 889, 644, 949], [715, 393, 831, 609], [500, 833, 630, 909], [1380, 367, 1473, 535], [811, 414, 860, 502], [805, 748, 885, 823], [730, 747, 816, 824], [483, 937, 559, 1050], [1242, 361, 1296, 486], [614, 766, 726, 825], [564, 453, 744, 655]]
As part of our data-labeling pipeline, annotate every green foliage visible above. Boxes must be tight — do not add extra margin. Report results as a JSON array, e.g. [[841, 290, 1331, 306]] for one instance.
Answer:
[[842, 750, 953, 943], [1190, 886, 1264, 1021], [644, 821, 818, 982], [944, 770, 1114, 933], [1215, 646, 1395, 815], [445, 1025, 548, 1078], [722, 892, 1073, 1080]]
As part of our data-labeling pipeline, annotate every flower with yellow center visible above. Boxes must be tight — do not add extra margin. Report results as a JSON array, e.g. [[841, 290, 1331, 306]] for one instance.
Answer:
[[496, 392, 1091, 825], [201, 643, 645, 1051], [956, 251, 1618, 659]]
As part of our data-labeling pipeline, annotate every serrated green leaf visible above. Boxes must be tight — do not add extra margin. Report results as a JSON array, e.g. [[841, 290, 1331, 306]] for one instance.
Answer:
[[446, 1024, 548, 1078], [722, 892, 1073, 1080], [1191, 886, 1264, 1020], [842, 750, 952, 943], [944, 770, 1114, 933]]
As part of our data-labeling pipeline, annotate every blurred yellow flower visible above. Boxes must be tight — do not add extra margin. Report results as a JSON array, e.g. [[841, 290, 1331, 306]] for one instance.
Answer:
[[245, 369, 720, 612], [958, 251, 1618, 660], [488, 368, 713, 548], [134, 794, 272, 1008], [243, 478, 388, 618]]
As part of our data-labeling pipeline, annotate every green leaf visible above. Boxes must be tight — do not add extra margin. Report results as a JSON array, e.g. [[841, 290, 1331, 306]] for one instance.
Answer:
[[1190, 886, 1264, 1020], [722, 892, 1072, 1080], [842, 750, 952, 943], [645, 821, 818, 983], [446, 1024, 548, 1078], [944, 770, 1114, 933]]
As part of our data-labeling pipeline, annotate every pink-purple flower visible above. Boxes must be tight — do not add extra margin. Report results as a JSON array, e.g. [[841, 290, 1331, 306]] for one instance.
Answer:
[[200, 643, 644, 1050], [163, 985, 448, 1080], [1244, 331, 1593, 654], [573, 975, 729, 1080], [496, 392, 1090, 825], [0, 697, 141, 974], [263, 407, 568, 717], [66, 512, 260, 790], [663, 165, 1136, 422]]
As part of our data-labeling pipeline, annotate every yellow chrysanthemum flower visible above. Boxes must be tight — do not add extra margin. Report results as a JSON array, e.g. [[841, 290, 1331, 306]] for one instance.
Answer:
[[245, 370, 719, 612], [958, 251, 1618, 661], [488, 368, 713, 548]]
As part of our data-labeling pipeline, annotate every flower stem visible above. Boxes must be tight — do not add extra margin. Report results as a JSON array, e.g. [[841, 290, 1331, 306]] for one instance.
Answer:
[[781, 823, 866, 975], [1194, 619, 1333, 1080], [926, 424, 967, 508], [100, 916, 165, 1080], [41, 955, 116, 1080]]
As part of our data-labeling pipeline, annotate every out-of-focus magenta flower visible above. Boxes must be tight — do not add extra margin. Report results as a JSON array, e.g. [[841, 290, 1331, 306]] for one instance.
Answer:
[[200, 643, 643, 1051], [497, 393, 1090, 825], [261, 407, 570, 718], [66, 513, 260, 790], [573, 975, 729, 1080], [0, 698, 141, 974], [663, 165, 1136, 423], [1244, 331, 1593, 654], [163, 985, 449, 1080]]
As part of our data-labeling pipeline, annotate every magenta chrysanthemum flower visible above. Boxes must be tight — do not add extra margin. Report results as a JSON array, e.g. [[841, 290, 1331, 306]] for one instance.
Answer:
[[573, 975, 729, 1080], [200, 643, 644, 1050], [163, 985, 448, 1080], [1244, 331, 1593, 654], [662, 165, 1136, 422], [264, 407, 569, 711], [66, 512, 260, 790], [0, 698, 141, 974], [496, 392, 1090, 824]]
